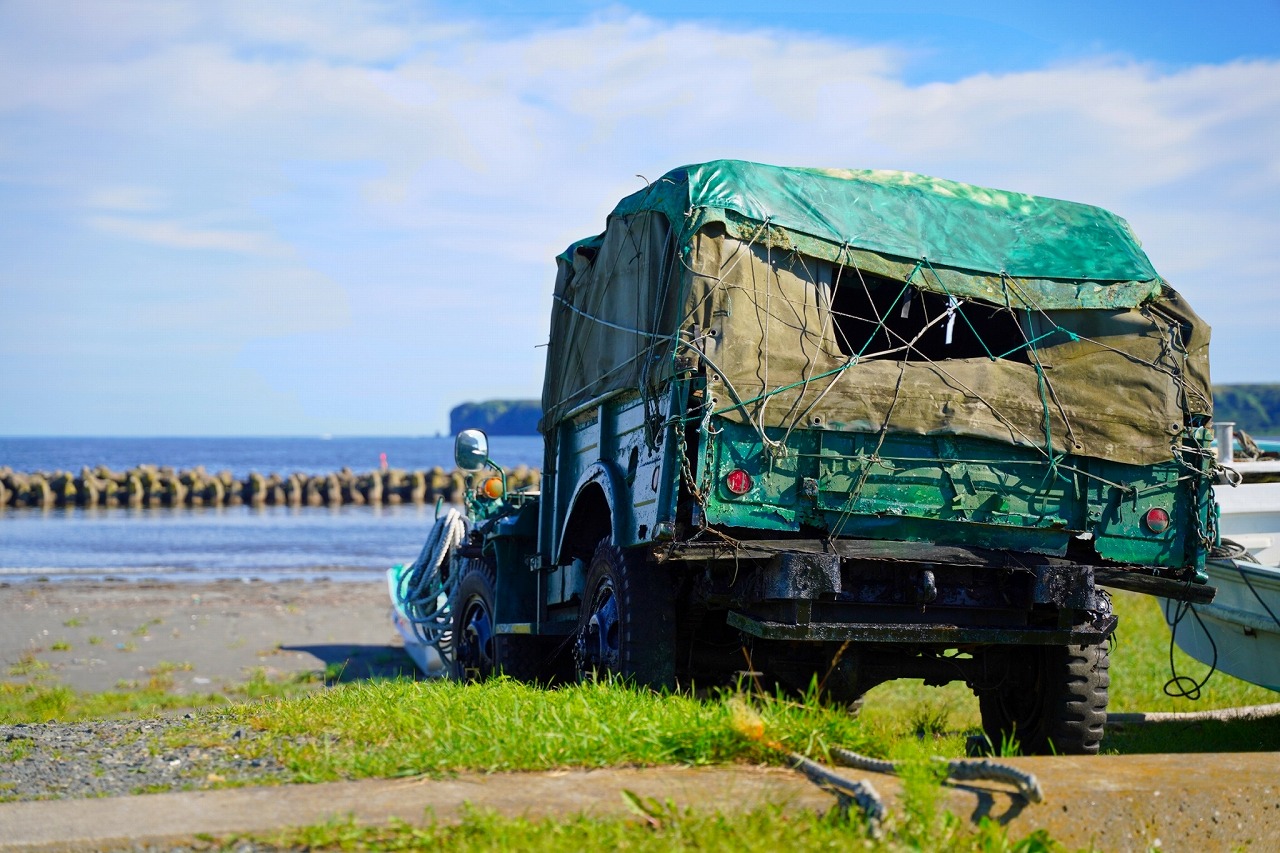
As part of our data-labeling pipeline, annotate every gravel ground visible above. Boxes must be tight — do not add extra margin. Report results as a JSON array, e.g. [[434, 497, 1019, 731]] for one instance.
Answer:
[[0, 580, 409, 695], [0, 582, 417, 849], [0, 714, 289, 803], [0, 578, 421, 804], [0, 579, 413, 813]]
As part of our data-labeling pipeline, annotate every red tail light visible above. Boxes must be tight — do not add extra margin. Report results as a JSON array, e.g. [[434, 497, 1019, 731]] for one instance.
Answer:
[[725, 469, 753, 496], [1143, 507, 1170, 533]]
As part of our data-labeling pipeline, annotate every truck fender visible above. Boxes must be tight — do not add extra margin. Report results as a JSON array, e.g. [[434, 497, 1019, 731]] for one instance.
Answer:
[[555, 460, 631, 564]]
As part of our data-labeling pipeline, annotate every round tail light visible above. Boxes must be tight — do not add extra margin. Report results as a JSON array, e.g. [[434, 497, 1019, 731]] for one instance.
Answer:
[[1143, 507, 1171, 533], [725, 469, 753, 496]]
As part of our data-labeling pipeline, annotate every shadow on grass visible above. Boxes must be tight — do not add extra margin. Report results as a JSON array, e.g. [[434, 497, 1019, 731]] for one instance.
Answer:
[[280, 644, 420, 684], [1103, 714, 1280, 754]]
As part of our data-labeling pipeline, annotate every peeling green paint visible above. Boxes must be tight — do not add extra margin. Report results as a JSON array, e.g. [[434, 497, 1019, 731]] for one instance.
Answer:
[[700, 417, 1204, 570]]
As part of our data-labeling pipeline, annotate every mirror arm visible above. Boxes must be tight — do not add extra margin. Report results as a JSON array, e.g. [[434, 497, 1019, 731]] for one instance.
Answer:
[[486, 458, 508, 497]]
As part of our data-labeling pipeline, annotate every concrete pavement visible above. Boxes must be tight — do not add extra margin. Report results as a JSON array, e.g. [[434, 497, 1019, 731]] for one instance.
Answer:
[[1, 754, 1277, 851]]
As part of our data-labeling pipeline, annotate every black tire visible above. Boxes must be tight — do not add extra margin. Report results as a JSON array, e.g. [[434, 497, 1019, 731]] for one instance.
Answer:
[[452, 560, 497, 681], [977, 642, 1110, 755], [574, 540, 676, 689]]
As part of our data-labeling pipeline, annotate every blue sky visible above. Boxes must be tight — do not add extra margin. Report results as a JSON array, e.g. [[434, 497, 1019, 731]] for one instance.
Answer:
[[2, 1, 1278, 435]]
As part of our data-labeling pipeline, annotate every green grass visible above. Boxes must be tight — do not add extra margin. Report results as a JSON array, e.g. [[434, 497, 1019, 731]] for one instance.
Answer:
[[1106, 589, 1277, 712], [229, 667, 328, 701], [859, 679, 978, 752], [0, 679, 230, 722], [212, 678, 872, 783], [0, 667, 325, 724], [4, 585, 1274, 758], [1101, 589, 1280, 754], [149, 660, 195, 676], [0, 738, 33, 764], [232, 803, 1065, 853], [857, 589, 1279, 754], [7, 586, 1274, 848], [6, 653, 50, 677]]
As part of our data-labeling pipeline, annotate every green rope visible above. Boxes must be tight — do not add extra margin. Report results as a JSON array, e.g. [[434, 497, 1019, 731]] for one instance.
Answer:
[[1025, 302, 1070, 485], [854, 261, 921, 360], [992, 326, 1076, 361], [922, 258, 996, 361]]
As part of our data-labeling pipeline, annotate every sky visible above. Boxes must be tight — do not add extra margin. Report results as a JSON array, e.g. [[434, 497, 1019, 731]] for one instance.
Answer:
[[2, 0, 1278, 436]]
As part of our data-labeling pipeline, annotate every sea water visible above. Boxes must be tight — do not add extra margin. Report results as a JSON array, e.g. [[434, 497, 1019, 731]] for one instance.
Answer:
[[0, 436, 543, 582], [0, 435, 543, 478]]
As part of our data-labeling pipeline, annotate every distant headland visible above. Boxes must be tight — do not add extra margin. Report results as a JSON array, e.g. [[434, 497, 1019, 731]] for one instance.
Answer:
[[449, 400, 541, 436], [1213, 384, 1280, 435]]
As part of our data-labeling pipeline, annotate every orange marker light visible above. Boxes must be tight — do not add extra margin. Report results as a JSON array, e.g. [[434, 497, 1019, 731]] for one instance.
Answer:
[[481, 477, 504, 499]]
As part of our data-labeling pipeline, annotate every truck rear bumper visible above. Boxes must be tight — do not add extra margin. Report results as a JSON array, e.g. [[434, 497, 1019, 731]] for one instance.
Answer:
[[655, 538, 1214, 603], [727, 609, 1117, 646]]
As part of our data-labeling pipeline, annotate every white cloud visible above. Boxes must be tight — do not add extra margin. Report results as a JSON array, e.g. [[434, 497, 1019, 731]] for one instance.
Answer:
[[217, 0, 418, 62], [1, 5, 1277, 430], [83, 186, 167, 212], [130, 264, 351, 335], [869, 59, 1280, 203], [86, 216, 291, 257]]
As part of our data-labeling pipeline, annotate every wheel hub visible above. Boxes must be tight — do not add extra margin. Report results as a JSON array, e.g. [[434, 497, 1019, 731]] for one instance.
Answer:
[[577, 584, 620, 673], [457, 596, 494, 678]]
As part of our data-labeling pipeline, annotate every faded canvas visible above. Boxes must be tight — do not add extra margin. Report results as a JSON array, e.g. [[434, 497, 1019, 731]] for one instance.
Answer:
[[542, 162, 1210, 468]]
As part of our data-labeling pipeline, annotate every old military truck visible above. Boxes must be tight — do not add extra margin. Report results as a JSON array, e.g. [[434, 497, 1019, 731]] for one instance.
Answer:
[[448, 161, 1217, 755]]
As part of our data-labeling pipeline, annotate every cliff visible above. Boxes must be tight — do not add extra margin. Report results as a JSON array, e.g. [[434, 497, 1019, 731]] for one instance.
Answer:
[[449, 400, 541, 436]]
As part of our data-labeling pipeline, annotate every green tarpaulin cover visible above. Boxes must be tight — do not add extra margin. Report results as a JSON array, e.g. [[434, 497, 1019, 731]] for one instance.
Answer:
[[589, 160, 1164, 309], [543, 161, 1210, 467]]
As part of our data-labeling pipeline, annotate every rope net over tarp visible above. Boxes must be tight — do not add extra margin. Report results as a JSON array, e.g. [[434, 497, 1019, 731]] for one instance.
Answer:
[[540, 161, 1212, 471]]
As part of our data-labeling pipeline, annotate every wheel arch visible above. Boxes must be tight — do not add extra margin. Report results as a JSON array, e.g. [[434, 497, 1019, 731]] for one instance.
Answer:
[[555, 461, 630, 564]]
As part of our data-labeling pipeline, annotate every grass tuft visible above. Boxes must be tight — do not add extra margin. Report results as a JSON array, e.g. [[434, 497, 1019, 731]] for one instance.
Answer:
[[6, 653, 50, 677], [0, 679, 228, 723], [239, 803, 1063, 852]]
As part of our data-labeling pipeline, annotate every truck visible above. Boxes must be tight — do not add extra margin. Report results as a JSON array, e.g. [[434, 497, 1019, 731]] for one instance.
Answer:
[[413, 160, 1219, 756]]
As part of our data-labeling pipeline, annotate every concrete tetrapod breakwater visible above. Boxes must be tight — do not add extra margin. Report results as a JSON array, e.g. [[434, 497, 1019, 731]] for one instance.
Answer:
[[0, 465, 540, 510]]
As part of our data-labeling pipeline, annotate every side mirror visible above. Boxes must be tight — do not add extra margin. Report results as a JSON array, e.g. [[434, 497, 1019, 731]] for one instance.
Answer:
[[454, 429, 490, 472]]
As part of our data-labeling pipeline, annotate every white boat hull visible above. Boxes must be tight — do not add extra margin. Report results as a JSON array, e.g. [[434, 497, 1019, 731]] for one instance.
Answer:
[[1162, 555, 1280, 693], [1214, 480, 1280, 566], [391, 607, 449, 678], [387, 566, 449, 678]]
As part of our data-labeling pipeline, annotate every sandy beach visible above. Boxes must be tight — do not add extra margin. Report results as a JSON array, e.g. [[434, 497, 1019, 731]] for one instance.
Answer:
[[0, 578, 416, 694]]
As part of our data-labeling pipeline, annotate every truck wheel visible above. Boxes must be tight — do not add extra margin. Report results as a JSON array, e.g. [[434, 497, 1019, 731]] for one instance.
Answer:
[[452, 560, 497, 681], [574, 540, 676, 690], [977, 642, 1110, 755]]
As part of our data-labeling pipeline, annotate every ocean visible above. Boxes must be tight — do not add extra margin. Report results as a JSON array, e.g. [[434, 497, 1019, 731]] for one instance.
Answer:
[[0, 436, 543, 583], [0, 435, 543, 479]]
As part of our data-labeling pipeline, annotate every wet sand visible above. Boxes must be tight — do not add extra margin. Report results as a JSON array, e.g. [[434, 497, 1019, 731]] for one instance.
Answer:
[[0, 579, 415, 694]]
